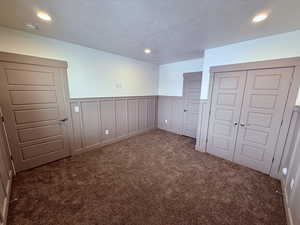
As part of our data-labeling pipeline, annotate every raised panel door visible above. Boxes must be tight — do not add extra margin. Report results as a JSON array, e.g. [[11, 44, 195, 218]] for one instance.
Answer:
[[207, 71, 247, 161], [0, 62, 70, 171], [234, 68, 294, 173]]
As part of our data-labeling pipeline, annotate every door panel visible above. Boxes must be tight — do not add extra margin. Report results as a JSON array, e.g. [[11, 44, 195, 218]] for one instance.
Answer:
[[182, 72, 202, 138], [0, 62, 70, 171], [81, 101, 101, 148], [18, 124, 61, 143], [22, 140, 64, 160], [9, 90, 57, 105], [147, 98, 156, 129], [14, 108, 59, 124], [138, 99, 148, 131], [6, 68, 55, 85], [100, 100, 116, 143], [128, 99, 139, 133], [116, 100, 128, 138], [207, 71, 247, 161], [234, 68, 294, 173]]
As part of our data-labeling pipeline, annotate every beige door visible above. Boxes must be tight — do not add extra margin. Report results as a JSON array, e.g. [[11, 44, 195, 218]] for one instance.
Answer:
[[207, 71, 247, 161], [0, 58, 70, 172], [182, 72, 202, 138], [233, 68, 294, 173]]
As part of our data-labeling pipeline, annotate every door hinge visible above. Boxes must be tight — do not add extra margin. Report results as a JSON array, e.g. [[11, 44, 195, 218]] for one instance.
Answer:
[[272, 157, 275, 163], [280, 120, 283, 127]]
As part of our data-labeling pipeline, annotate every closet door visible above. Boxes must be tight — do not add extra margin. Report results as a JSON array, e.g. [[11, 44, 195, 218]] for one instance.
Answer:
[[234, 68, 294, 174], [207, 71, 247, 161]]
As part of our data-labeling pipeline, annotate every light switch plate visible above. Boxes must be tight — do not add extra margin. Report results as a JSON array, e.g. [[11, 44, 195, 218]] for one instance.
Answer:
[[74, 106, 80, 113], [105, 129, 109, 135]]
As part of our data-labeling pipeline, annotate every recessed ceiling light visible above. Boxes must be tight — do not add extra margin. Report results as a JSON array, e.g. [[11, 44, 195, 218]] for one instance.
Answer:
[[37, 11, 52, 22], [25, 23, 38, 30], [252, 13, 268, 23], [144, 48, 152, 54]]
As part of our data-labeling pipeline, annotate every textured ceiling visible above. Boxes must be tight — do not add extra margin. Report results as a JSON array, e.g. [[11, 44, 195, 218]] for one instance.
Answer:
[[0, 0, 300, 64]]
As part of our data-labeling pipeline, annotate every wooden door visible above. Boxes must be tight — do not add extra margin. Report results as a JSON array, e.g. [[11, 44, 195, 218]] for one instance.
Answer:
[[182, 72, 202, 138], [0, 57, 70, 172], [207, 71, 247, 161], [233, 68, 294, 174]]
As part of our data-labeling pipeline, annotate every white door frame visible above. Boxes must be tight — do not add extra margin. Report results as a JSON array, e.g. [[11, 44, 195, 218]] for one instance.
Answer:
[[203, 57, 300, 178]]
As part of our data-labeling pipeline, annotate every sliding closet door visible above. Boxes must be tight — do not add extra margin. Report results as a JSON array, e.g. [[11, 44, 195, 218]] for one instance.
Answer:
[[234, 68, 294, 174], [207, 71, 247, 161]]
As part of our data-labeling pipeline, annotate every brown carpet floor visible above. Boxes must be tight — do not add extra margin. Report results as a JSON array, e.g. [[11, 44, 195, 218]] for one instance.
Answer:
[[8, 129, 286, 225]]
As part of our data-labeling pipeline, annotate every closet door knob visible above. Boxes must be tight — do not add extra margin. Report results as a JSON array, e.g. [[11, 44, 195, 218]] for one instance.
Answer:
[[240, 123, 245, 127], [234, 122, 238, 126]]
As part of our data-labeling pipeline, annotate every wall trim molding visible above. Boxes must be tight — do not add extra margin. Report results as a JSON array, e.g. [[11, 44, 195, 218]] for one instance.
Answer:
[[210, 57, 300, 73], [69, 95, 157, 155], [281, 180, 294, 225], [157, 96, 184, 135], [72, 128, 156, 156], [183, 71, 203, 78], [70, 95, 158, 102]]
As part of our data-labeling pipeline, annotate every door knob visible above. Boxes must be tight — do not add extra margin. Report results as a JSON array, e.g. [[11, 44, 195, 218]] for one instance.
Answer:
[[240, 123, 245, 127], [59, 118, 68, 122], [184, 109, 188, 112], [234, 122, 238, 126]]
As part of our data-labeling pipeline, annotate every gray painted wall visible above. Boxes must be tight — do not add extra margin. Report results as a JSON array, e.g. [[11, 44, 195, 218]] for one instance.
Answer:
[[70, 96, 157, 154], [158, 96, 184, 135], [158, 96, 207, 146]]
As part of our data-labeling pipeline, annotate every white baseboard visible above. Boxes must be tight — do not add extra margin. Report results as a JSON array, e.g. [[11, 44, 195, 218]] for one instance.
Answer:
[[72, 128, 156, 156], [281, 179, 294, 225], [195, 144, 204, 152]]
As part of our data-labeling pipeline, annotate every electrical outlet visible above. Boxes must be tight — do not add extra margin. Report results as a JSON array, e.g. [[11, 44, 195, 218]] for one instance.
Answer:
[[74, 106, 80, 113], [282, 168, 288, 176], [105, 129, 109, 135], [165, 120, 168, 124]]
